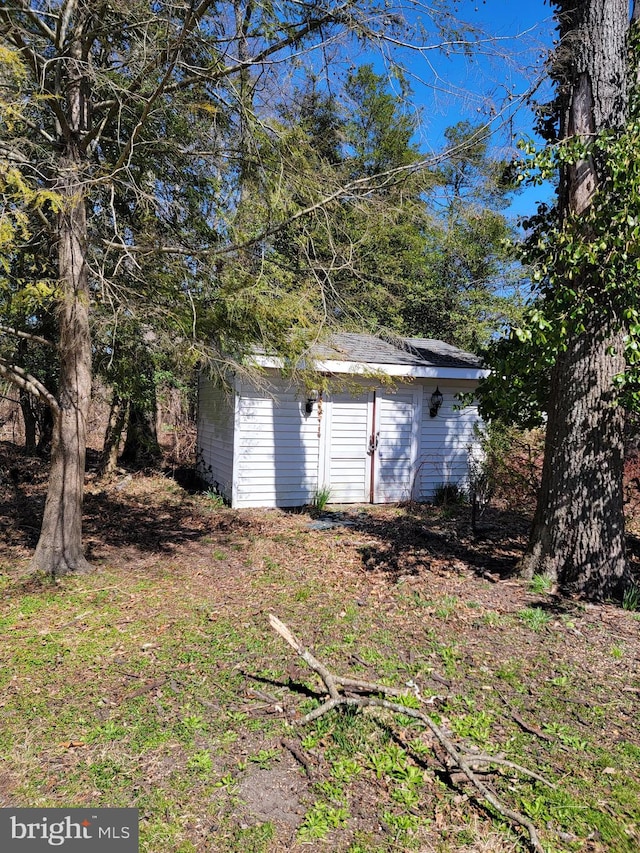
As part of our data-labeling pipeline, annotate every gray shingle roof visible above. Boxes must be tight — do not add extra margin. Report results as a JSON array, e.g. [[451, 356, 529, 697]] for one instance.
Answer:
[[403, 337, 483, 368], [312, 332, 482, 369]]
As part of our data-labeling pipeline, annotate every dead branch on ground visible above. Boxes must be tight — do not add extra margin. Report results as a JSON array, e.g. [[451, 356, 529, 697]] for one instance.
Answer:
[[269, 613, 547, 853]]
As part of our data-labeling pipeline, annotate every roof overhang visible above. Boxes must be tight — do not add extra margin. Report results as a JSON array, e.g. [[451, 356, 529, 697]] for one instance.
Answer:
[[253, 355, 489, 381]]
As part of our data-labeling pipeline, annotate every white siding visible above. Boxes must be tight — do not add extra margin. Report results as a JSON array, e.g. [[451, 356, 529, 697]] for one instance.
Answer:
[[196, 375, 235, 502], [233, 380, 321, 508], [197, 371, 483, 509], [416, 380, 482, 500]]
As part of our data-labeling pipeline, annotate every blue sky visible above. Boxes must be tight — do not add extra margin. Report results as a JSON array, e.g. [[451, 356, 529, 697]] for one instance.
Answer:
[[400, 0, 557, 219], [308, 1, 557, 220]]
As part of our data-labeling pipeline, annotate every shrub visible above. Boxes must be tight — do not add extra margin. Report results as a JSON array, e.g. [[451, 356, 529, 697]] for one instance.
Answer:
[[433, 481, 466, 507]]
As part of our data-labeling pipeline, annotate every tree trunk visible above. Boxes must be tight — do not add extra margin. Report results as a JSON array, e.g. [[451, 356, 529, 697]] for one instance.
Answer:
[[30, 33, 93, 576], [99, 393, 127, 477], [30, 154, 92, 575], [17, 339, 37, 455], [19, 393, 38, 456], [36, 406, 54, 457], [120, 400, 161, 468], [519, 316, 627, 598], [520, 0, 632, 599]]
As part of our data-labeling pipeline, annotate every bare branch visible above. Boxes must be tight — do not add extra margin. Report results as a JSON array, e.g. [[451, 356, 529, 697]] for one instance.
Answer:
[[457, 753, 557, 790], [10, 112, 57, 145], [0, 141, 30, 165], [0, 357, 59, 413], [0, 325, 55, 347], [56, 0, 78, 49], [0, 18, 69, 132], [81, 0, 218, 154], [107, 4, 211, 168], [12, 0, 56, 42], [269, 614, 546, 853], [164, 3, 355, 95]]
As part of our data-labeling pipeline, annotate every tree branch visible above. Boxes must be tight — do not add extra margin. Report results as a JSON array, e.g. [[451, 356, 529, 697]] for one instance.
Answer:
[[0, 141, 30, 165], [80, 0, 218, 153], [0, 18, 69, 133], [269, 614, 546, 853], [56, 0, 78, 49], [0, 325, 55, 347], [13, 0, 56, 42], [163, 4, 352, 95], [0, 357, 59, 413]]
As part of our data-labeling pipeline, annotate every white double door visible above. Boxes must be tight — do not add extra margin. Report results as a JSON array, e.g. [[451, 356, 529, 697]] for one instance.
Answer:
[[324, 386, 421, 503]]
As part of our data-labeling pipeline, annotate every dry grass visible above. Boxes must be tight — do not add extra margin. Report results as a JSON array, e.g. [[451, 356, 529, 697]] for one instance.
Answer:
[[0, 443, 639, 852]]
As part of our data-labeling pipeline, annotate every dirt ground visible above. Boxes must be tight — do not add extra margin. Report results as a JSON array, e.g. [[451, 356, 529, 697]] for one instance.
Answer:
[[1, 440, 640, 852]]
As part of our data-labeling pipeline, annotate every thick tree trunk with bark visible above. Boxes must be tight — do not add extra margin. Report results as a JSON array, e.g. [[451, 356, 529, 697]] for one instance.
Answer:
[[520, 0, 632, 598], [520, 317, 627, 598], [30, 33, 93, 576], [31, 153, 92, 575]]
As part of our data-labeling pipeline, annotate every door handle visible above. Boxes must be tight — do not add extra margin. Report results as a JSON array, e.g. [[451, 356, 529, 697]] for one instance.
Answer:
[[368, 432, 379, 454]]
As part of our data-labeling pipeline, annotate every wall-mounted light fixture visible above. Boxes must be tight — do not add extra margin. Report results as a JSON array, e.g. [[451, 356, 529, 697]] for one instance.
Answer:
[[305, 389, 319, 415], [429, 386, 444, 418]]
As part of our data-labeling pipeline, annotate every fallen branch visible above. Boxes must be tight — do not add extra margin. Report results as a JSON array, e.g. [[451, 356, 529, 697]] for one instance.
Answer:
[[281, 738, 315, 780], [269, 613, 546, 853], [458, 752, 556, 790], [497, 689, 554, 743], [128, 677, 168, 698]]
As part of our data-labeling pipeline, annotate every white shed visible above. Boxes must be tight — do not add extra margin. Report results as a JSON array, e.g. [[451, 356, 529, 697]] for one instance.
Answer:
[[197, 333, 488, 509]]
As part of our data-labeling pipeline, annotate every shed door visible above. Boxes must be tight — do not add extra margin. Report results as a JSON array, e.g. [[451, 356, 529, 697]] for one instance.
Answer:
[[373, 388, 421, 503], [326, 391, 373, 502]]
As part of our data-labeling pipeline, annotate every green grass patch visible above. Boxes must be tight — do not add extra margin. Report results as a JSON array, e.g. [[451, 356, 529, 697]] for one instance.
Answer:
[[1, 489, 639, 853]]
